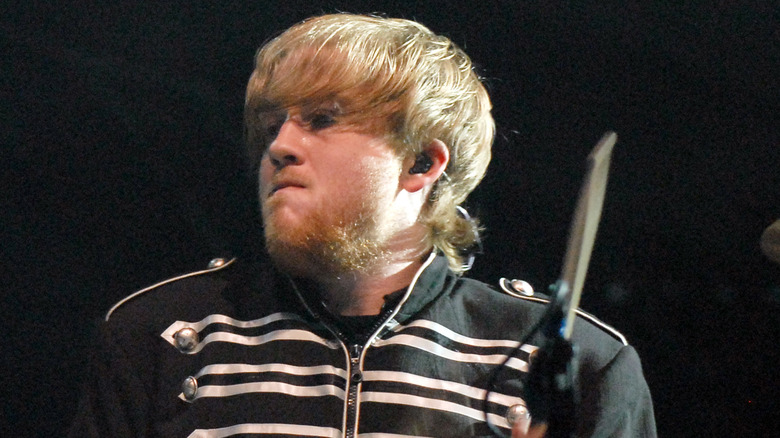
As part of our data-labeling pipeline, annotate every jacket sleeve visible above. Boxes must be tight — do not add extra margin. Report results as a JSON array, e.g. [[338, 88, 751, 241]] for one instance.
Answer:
[[577, 344, 657, 437], [68, 321, 152, 437]]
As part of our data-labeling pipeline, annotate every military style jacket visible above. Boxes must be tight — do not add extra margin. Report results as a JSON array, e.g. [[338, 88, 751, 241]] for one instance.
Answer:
[[70, 254, 656, 437]]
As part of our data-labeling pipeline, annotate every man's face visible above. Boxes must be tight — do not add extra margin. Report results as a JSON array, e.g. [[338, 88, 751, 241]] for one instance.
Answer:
[[257, 105, 407, 280]]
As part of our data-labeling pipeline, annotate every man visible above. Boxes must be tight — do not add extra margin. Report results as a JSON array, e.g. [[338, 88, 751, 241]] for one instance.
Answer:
[[70, 14, 656, 437]]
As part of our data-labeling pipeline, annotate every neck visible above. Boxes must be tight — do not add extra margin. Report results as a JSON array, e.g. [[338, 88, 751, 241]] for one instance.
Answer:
[[313, 221, 432, 316], [316, 252, 428, 316], [291, 199, 435, 316]]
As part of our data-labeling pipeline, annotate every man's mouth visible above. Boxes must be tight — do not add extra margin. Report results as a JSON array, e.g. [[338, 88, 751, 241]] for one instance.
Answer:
[[269, 180, 305, 197]]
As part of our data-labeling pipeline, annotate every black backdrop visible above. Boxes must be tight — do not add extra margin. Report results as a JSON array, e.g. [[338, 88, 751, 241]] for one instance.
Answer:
[[3, 2, 779, 436]]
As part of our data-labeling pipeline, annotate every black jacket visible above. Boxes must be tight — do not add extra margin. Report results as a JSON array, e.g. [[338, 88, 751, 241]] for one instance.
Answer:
[[70, 254, 656, 437]]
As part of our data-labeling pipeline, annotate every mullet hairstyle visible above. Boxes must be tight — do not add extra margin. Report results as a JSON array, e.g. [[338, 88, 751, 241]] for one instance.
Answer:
[[245, 13, 494, 273]]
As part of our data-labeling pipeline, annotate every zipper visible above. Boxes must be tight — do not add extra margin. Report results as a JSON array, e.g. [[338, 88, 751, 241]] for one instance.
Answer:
[[344, 343, 363, 438], [287, 253, 438, 437], [344, 302, 399, 438], [342, 253, 438, 437]]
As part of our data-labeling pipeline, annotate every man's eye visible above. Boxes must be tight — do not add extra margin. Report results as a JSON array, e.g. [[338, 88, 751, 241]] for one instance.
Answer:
[[260, 114, 285, 143], [266, 121, 282, 139], [307, 113, 337, 130]]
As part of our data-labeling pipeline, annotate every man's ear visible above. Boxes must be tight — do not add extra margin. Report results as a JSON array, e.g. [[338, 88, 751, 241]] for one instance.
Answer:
[[401, 139, 449, 193]]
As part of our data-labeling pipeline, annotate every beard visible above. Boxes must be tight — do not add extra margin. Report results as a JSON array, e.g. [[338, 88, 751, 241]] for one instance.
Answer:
[[261, 188, 393, 281]]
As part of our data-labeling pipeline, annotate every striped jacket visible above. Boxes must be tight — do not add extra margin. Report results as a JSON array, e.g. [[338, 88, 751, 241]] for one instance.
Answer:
[[70, 254, 656, 437]]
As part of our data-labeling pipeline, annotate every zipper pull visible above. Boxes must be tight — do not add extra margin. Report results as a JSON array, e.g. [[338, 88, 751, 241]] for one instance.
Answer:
[[349, 344, 363, 383], [350, 344, 361, 360]]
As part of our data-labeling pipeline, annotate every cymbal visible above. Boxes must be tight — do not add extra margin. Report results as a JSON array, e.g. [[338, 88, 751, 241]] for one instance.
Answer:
[[760, 219, 780, 265]]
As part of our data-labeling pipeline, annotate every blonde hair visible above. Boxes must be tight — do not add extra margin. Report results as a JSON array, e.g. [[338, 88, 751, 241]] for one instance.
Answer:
[[245, 14, 494, 272]]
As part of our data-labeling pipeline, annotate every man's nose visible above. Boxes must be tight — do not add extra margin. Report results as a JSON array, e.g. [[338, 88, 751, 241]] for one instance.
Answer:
[[267, 119, 304, 169]]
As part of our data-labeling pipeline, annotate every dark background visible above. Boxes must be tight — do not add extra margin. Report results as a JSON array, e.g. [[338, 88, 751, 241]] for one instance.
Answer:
[[3, 1, 779, 436]]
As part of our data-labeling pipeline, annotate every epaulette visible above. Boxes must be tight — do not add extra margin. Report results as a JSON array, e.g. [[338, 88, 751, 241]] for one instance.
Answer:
[[498, 277, 628, 345], [105, 257, 236, 321]]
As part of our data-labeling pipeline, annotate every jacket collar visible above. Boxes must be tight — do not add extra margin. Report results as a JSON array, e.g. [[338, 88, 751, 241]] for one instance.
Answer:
[[277, 253, 456, 328], [391, 253, 456, 324]]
